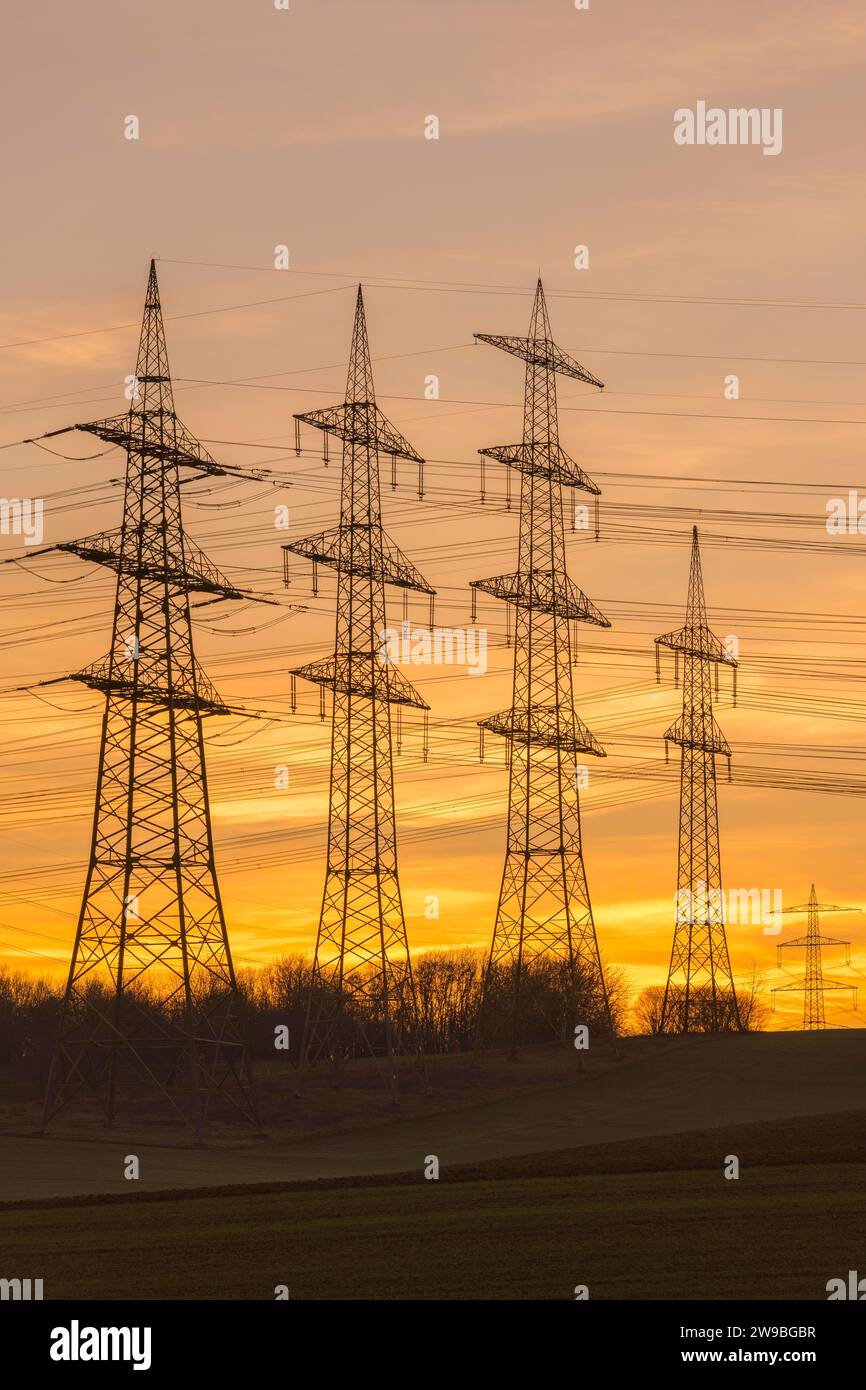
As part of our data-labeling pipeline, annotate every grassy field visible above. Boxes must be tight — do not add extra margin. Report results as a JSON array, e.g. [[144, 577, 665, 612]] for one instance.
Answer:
[[5, 1030, 866, 1205], [3, 1111, 863, 1300]]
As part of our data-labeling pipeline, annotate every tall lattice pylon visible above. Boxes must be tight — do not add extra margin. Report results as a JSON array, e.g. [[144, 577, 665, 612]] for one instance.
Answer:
[[39, 261, 261, 1139], [286, 287, 434, 1095], [772, 885, 858, 1029], [655, 526, 740, 1033], [472, 279, 614, 1055]]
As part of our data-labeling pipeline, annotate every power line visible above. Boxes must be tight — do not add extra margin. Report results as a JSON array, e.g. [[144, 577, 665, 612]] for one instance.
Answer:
[[0, 282, 349, 353], [157, 258, 866, 313]]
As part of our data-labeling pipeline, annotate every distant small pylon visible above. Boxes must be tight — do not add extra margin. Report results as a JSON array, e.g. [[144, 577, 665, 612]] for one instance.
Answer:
[[772, 884, 859, 1029]]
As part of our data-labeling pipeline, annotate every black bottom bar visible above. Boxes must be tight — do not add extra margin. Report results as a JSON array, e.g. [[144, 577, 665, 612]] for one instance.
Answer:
[[7, 1298, 859, 1377]]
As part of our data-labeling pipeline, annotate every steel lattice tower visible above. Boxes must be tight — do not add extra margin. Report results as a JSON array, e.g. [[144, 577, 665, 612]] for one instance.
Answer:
[[772, 885, 858, 1029], [472, 279, 614, 1054], [40, 261, 260, 1139], [655, 526, 740, 1033], [286, 287, 434, 1093]]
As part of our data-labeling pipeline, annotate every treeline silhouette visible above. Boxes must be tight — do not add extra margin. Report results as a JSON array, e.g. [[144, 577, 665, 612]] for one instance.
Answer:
[[632, 977, 768, 1033], [244, 951, 632, 1058], [0, 951, 767, 1088]]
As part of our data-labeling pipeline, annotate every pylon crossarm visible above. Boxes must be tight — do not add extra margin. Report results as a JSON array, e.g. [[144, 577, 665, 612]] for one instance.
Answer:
[[29, 420, 273, 484], [656, 624, 736, 665], [33, 528, 264, 603], [777, 931, 854, 950], [777, 935, 811, 952], [782, 902, 860, 916], [88, 684, 234, 715], [480, 703, 605, 758], [74, 414, 220, 470], [27, 665, 256, 718], [290, 654, 429, 710], [663, 713, 731, 757], [294, 403, 424, 465], [774, 978, 854, 994], [66, 651, 229, 709], [283, 525, 435, 595], [472, 570, 609, 626], [479, 442, 600, 495], [474, 332, 604, 389]]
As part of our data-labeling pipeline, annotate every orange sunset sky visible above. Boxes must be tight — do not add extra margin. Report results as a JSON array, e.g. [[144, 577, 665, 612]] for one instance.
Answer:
[[2, 0, 866, 1027]]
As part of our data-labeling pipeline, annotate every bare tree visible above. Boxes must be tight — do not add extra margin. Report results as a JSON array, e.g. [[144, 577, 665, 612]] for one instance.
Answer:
[[631, 985, 666, 1035]]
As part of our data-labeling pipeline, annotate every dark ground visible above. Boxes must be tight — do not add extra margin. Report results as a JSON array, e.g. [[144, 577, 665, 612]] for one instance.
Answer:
[[1, 1110, 863, 1299], [1, 1030, 864, 1299]]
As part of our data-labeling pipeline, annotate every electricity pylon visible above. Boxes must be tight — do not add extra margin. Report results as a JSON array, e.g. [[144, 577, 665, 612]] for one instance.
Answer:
[[772, 884, 858, 1029], [286, 286, 433, 1095], [39, 261, 261, 1139], [472, 279, 614, 1056], [655, 526, 741, 1033]]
